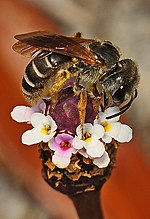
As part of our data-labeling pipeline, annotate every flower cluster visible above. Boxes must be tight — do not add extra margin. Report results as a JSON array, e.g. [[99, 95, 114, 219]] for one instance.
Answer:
[[11, 101, 132, 169]]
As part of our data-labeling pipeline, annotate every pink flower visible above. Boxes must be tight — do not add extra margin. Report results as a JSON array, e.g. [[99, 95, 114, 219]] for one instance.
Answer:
[[49, 133, 77, 168]]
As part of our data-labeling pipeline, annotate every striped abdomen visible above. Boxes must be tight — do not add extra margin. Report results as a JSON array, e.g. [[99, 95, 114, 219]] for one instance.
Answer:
[[22, 53, 71, 103]]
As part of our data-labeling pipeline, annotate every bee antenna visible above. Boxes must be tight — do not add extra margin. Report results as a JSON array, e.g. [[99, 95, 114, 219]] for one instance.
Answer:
[[106, 90, 137, 120]]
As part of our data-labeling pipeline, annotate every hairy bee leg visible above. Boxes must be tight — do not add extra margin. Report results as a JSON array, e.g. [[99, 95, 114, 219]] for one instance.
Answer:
[[47, 69, 71, 114], [49, 94, 59, 115], [78, 89, 87, 140], [92, 97, 101, 119]]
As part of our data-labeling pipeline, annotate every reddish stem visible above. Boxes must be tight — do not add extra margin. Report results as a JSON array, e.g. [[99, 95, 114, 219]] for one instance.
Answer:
[[70, 190, 104, 219]]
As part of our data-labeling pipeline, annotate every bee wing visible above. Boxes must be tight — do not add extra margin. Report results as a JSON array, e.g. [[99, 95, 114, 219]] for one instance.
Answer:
[[13, 31, 99, 65], [12, 41, 44, 58]]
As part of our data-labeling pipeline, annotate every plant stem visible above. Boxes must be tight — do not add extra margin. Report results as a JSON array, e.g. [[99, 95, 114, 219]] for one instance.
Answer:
[[70, 190, 103, 219]]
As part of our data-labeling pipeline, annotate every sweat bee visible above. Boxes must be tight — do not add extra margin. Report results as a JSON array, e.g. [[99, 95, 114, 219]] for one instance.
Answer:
[[13, 31, 139, 128]]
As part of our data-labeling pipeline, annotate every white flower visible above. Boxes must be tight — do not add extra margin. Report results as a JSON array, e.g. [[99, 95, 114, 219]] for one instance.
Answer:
[[11, 101, 46, 123], [79, 148, 110, 168], [72, 123, 105, 157], [93, 151, 110, 168], [95, 107, 132, 143], [22, 113, 57, 145]]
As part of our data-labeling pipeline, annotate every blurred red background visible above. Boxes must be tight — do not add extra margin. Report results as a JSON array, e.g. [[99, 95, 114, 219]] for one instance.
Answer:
[[0, 1, 150, 218]]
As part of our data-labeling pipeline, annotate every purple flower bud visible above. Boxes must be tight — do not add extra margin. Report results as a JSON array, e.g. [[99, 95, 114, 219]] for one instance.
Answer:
[[51, 87, 96, 135]]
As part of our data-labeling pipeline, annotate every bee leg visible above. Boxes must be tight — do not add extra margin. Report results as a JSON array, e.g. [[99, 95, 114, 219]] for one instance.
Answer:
[[43, 99, 51, 116], [78, 89, 87, 140], [48, 69, 71, 114], [92, 96, 101, 119], [49, 94, 59, 115]]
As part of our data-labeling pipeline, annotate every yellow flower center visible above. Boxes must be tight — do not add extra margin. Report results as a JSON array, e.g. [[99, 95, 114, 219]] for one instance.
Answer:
[[84, 132, 92, 142], [41, 125, 51, 135], [101, 121, 112, 132], [60, 141, 71, 148]]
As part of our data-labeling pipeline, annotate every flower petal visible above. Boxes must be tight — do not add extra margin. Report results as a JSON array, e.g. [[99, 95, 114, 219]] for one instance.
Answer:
[[48, 138, 58, 151], [54, 134, 64, 145], [76, 123, 93, 139], [102, 135, 112, 143], [99, 107, 120, 123], [55, 133, 73, 144], [21, 128, 43, 145], [42, 131, 56, 143], [93, 151, 110, 168], [76, 125, 82, 139], [116, 124, 132, 142], [32, 100, 46, 113], [78, 148, 89, 158], [83, 123, 93, 133], [85, 140, 105, 157], [92, 124, 104, 139], [11, 106, 33, 122], [43, 115, 57, 131], [106, 122, 121, 139], [49, 134, 76, 155], [72, 136, 84, 149], [30, 113, 45, 127], [52, 152, 71, 168]]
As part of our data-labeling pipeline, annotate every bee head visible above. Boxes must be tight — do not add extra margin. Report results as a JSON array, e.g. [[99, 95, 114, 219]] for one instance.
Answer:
[[101, 59, 139, 106]]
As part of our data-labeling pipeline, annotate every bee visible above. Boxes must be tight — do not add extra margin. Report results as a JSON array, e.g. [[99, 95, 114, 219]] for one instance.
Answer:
[[13, 31, 139, 130]]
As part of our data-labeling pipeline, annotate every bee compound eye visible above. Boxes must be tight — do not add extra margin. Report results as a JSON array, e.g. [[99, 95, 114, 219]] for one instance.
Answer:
[[113, 85, 126, 104]]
